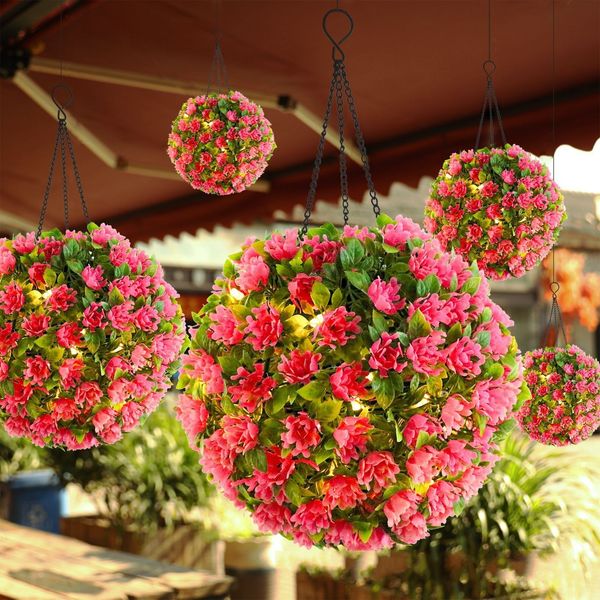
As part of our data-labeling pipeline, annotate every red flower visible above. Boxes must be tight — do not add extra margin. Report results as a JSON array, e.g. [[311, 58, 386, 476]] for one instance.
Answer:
[[45, 285, 76, 312], [0, 282, 25, 314], [330, 362, 370, 401]]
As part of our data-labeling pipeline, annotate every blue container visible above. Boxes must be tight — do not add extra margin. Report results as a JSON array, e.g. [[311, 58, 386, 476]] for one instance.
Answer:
[[6, 469, 66, 533]]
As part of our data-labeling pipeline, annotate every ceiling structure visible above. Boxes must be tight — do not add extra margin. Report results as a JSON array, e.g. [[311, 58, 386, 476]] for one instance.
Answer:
[[1, 0, 599, 242]]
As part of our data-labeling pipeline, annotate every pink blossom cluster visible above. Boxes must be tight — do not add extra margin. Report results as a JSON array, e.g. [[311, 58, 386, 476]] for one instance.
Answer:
[[176, 214, 526, 550], [0, 223, 186, 449], [425, 144, 566, 280], [516, 344, 600, 446], [167, 91, 276, 195]]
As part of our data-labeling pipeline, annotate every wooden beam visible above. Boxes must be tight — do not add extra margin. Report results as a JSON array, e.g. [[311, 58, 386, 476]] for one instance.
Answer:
[[28, 56, 362, 165], [11, 71, 270, 192]]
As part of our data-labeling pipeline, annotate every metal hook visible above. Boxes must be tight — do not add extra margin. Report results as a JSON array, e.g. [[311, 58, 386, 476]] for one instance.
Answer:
[[322, 8, 354, 62], [51, 83, 73, 121], [550, 281, 560, 295], [483, 59, 496, 78]]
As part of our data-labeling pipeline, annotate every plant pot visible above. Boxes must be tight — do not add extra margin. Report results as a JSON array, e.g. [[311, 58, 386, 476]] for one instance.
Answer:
[[1, 469, 66, 533], [225, 536, 291, 600], [60, 515, 224, 574]]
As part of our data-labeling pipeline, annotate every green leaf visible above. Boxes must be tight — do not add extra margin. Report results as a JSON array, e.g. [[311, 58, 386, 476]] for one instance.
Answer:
[[43, 268, 56, 287], [416, 274, 441, 296], [34, 334, 54, 349], [372, 310, 388, 335], [63, 239, 80, 260], [415, 430, 433, 450], [473, 411, 488, 436], [446, 323, 463, 344], [312, 399, 342, 423], [247, 448, 268, 472], [340, 238, 365, 270], [330, 288, 343, 308], [285, 315, 309, 339], [352, 521, 374, 544], [410, 373, 420, 393], [461, 276, 482, 295], [67, 260, 83, 274], [298, 381, 326, 401], [259, 418, 284, 445], [453, 497, 466, 516], [270, 386, 290, 414], [217, 355, 239, 376], [376, 214, 395, 228], [285, 480, 303, 506], [45, 346, 65, 363], [382, 243, 400, 254], [345, 270, 371, 292], [108, 286, 124, 305], [372, 375, 395, 410], [480, 307, 492, 323], [310, 281, 331, 310], [407, 309, 431, 338], [476, 331, 491, 348]]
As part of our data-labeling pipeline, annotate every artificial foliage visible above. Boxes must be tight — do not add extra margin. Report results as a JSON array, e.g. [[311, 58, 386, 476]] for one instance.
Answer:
[[0, 223, 186, 449], [424, 144, 566, 281], [176, 214, 528, 550], [167, 91, 276, 195], [517, 344, 600, 446]]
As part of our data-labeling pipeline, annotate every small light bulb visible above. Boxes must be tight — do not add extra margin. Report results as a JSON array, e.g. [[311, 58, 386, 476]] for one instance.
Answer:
[[366, 372, 374, 382], [351, 400, 362, 411], [309, 314, 324, 328], [230, 288, 245, 301]]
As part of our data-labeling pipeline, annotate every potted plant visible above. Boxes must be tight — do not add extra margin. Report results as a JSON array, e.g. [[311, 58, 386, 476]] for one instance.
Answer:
[[45, 400, 223, 573]]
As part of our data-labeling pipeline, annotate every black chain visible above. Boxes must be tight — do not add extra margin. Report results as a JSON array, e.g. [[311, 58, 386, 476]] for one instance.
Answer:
[[36, 86, 91, 237], [475, 64, 507, 149], [541, 282, 568, 347], [206, 38, 230, 94], [335, 65, 350, 225], [300, 7, 381, 234], [300, 61, 338, 236]]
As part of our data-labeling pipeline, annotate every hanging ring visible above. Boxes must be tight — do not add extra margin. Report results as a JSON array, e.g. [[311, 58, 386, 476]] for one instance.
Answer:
[[322, 8, 354, 62], [51, 83, 73, 121], [483, 59, 496, 78], [550, 281, 560, 295]]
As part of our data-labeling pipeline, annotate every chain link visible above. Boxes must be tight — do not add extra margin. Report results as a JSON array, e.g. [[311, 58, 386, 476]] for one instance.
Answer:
[[301, 61, 339, 236], [475, 71, 507, 149], [340, 64, 380, 217], [37, 121, 63, 238], [542, 291, 568, 347], [65, 129, 90, 222], [335, 64, 350, 225], [59, 122, 70, 230]]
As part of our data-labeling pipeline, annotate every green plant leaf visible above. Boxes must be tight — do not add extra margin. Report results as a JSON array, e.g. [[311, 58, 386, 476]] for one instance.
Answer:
[[312, 399, 342, 422], [345, 270, 371, 292], [461, 276, 481, 295], [310, 281, 331, 310], [298, 381, 326, 401], [285, 315, 310, 339], [476, 331, 491, 348], [352, 521, 374, 543], [407, 309, 431, 338], [285, 480, 303, 506], [340, 238, 365, 270]]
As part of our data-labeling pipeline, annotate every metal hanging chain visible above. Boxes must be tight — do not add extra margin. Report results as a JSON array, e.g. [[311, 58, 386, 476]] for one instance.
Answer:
[[475, 0, 507, 148], [541, 282, 567, 347], [206, 1, 230, 94], [36, 84, 91, 237], [300, 6, 381, 234]]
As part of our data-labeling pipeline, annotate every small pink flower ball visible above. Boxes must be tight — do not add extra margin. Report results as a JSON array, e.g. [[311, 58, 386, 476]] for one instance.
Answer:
[[425, 144, 566, 281], [0, 224, 186, 449], [167, 91, 276, 195], [176, 214, 527, 550], [517, 344, 600, 446]]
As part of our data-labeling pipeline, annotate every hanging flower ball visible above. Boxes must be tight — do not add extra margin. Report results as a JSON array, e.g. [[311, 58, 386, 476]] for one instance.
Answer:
[[0, 224, 186, 449], [424, 144, 566, 281], [176, 214, 527, 550], [517, 344, 600, 446], [167, 91, 276, 195]]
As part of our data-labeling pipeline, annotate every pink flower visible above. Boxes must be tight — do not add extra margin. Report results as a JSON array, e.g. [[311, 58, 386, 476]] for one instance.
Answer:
[[74, 381, 103, 408], [235, 248, 269, 293], [357, 451, 400, 491], [253, 502, 292, 534], [45, 284, 76, 313], [281, 412, 321, 457], [23, 356, 51, 385], [222, 414, 259, 453], [208, 305, 243, 345], [314, 307, 361, 348], [91, 223, 124, 246], [288, 274, 322, 307], [264, 229, 298, 260], [441, 394, 473, 434], [382, 217, 428, 250], [403, 414, 441, 448], [278, 350, 321, 384], [58, 358, 84, 388], [303, 236, 340, 270], [333, 416, 372, 464], [176, 395, 209, 444], [427, 481, 460, 526], [445, 337, 485, 377], [0, 246, 16, 275], [0, 282, 25, 314], [408, 245, 438, 280], [83, 303, 106, 331], [323, 475, 366, 510], [31, 414, 57, 438], [53, 398, 79, 421], [330, 362, 369, 401], [244, 303, 282, 351], [28, 263, 49, 286], [134, 306, 160, 332], [384, 489, 422, 528], [290, 500, 331, 534], [394, 511, 429, 544], [56, 322, 83, 348], [406, 446, 444, 483], [406, 330, 446, 376], [369, 332, 404, 375], [22, 314, 50, 337], [368, 277, 405, 315], [12, 232, 36, 254], [0, 360, 8, 381], [81, 265, 106, 290], [107, 301, 134, 331], [440, 440, 477, 476], [229, 363, 275, 412], [181, 349, 224, 394], [100, 422, 123, 444], [121, 401, 145, 431], [92, 407, 117, 434]]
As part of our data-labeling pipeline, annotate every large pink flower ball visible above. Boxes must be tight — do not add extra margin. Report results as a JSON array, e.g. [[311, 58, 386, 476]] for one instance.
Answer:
[[176, 214, 527, 550], [167, 90, 276, 195], [0, 224, 186, 449], [425, 144, 566, 280], [517, 344, 600, 446]]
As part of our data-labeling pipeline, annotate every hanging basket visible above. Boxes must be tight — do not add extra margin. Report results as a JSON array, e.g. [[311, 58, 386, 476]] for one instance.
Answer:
[[167, 91, 276, 195], [517, 345, 600, 446], [424, 144, 566, 281], [176, 214, 527, 550], [0, 224, 185, 449]]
